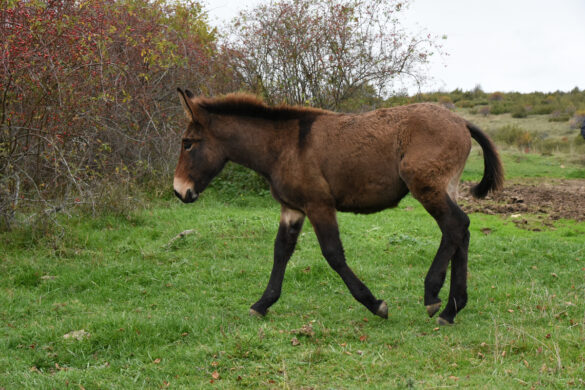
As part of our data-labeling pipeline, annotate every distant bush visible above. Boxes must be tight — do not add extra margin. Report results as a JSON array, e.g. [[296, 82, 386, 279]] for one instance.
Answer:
[[489, 102, 513, 115], [438, 96, 455, 110], [489, 92, 504, 101], [511, 105, 528, 118], [532, 105, 556, 115], [569, 110, 585, 129], [491, 124, 533, 149], [548, 110, 570, 122], [455, 100, 475, 108], [477, 106, 491, 117], [542, 95, 556, 105]]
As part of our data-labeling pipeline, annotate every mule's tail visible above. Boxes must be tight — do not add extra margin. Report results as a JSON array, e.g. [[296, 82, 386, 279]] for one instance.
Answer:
[[467, 122, 504, 198]]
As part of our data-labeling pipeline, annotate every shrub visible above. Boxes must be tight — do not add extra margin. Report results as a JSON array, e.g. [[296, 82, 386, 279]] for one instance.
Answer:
[[532, 105, 557, 115], [511, 105, 528, 118], [489, 101, 513, 115], [489, 92, 504, 101], [492, 124, 533, 149], [0, 0, 231, 229], [548, 110, 570, 122], [438, 96, 455, 110], [569, 110, 585, 129], [478, 105, 491, 117], [455, 100, 475, 108]]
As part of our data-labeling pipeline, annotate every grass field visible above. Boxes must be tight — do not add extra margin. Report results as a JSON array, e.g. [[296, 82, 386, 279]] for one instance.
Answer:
[[1, 149, 585, 389]]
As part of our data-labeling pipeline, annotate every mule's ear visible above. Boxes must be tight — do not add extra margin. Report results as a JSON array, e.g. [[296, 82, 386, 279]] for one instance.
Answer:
[[177, 88, 195, 121]]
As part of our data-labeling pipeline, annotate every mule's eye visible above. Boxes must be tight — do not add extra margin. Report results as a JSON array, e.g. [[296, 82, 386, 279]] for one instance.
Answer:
[[183, 139, 196, 151]]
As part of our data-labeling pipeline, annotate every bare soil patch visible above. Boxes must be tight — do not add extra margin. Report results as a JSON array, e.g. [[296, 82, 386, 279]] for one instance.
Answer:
[[459, 179, 585, 224]]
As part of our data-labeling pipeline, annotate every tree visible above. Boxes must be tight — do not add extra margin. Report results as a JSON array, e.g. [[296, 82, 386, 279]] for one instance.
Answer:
[[0, 0, 228, 228], [223, 0, 443, 110]]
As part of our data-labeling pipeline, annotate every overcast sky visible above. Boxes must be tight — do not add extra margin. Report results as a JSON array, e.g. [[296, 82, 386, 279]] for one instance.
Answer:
[[204, 0, 585, 94]]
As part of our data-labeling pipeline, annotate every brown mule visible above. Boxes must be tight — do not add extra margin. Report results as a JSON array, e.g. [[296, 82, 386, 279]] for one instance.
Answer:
[[173, 89, 504, 324]]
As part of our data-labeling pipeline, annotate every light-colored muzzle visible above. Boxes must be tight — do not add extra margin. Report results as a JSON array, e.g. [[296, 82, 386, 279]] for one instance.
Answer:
[[173, 176, 198, 203]]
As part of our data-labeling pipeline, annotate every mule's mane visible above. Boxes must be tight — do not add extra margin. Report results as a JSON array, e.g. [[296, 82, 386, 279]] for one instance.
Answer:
[[196, 94, 330, 121]]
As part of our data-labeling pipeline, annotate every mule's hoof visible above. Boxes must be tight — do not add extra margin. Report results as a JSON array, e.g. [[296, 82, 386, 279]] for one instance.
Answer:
[[376, 301, 388, 319], [437, 316, 453, 326], [426, 302, 442, 318], [249, 308, 265, 317]]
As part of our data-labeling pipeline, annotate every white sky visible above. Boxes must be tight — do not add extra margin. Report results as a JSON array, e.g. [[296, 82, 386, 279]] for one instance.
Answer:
[[204, 0, 585, 94]]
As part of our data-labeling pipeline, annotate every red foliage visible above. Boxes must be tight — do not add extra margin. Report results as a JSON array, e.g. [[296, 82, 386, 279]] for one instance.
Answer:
[[0, 0, 227, 224]]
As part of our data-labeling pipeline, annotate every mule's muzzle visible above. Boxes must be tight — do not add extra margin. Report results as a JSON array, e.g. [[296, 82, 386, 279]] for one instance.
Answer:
[[174, 188, 199, 203]]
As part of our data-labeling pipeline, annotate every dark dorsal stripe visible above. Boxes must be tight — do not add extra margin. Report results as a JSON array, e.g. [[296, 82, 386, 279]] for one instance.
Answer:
[[197, 94, 328, 122]]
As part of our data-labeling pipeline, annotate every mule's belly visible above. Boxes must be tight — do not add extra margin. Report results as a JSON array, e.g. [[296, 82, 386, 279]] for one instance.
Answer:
[[333, 178, 410, 214]]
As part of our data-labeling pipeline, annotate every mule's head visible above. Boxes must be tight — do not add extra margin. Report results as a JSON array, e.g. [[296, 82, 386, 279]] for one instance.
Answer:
[[174, 88, 227, 203]]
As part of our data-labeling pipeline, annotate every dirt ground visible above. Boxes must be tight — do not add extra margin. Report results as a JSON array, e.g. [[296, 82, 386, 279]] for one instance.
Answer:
[[458, 179, 585, 226]]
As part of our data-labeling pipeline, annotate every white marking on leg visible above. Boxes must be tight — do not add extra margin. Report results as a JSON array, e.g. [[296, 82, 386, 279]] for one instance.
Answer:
[[448, 166, 465, 201], [280, 208, 305, 225]]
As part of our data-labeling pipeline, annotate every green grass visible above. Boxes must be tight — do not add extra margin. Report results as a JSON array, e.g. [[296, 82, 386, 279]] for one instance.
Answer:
[[2, 184, 585, 388], [462, 149, 585, 182]]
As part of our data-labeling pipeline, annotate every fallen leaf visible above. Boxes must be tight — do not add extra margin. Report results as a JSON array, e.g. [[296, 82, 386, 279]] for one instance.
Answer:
[[359, 335, 367, 342], [291, 337, 300, 346], [480, 228, 492, 235], [291, 323, 315, 337], [211, 361, 219, 367], [211, 371, 220, 380], [153, 358, 161, 364]]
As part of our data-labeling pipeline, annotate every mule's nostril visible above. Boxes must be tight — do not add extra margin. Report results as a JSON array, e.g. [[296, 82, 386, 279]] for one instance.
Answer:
[[174, 190, 182, 200], [185, 189, 193, 202]]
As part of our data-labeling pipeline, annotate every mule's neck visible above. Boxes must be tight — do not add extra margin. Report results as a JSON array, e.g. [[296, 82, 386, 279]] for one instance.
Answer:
[[212, 115, 287, 178]]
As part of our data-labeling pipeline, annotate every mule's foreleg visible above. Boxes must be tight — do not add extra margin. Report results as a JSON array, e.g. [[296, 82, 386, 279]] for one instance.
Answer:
[[250, 207, 304, 317], [308, 206, 388, 319]]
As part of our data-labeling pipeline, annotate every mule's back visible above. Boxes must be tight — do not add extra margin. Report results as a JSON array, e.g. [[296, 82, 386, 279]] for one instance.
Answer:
[[302, 104, 471, 213]]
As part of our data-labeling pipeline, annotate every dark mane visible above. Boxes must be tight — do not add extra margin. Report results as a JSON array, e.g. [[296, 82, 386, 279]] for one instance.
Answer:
[[196, 94, 330, 121]]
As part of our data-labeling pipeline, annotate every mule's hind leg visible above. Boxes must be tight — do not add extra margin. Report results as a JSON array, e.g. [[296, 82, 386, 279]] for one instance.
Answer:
[[250, 206, 305, 316], [401, 172, 470, 324], [432, 198, 470, 324]]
